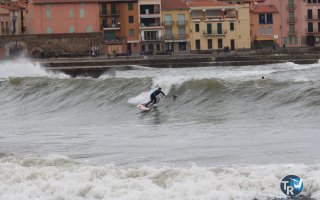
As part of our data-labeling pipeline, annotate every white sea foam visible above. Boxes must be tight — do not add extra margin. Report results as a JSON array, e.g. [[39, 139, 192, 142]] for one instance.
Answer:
[[0, 154, 319, 200], [0, 57, 67, 79]]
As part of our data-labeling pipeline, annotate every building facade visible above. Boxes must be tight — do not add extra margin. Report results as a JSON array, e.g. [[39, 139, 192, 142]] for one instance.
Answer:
[[100, 0, 140, 55], [139, 0, 163, 54], [161, 0, 190, 54], [250, 3, 280, 49], [27, 0, 100, 34], [0, 3, 25, 35], [188, 1, 251, 52]]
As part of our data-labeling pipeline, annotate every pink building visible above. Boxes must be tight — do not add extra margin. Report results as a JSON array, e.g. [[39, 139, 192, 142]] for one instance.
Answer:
[[27, 0, 100, 34], [247, 0, 320, 48]]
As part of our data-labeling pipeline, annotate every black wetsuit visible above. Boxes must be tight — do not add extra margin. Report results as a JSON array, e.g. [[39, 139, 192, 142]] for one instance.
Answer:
[[145, 90, 165, 107]]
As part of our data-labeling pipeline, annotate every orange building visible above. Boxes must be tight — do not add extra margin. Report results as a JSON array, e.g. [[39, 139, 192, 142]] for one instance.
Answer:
[[100, 0, 140, 55]]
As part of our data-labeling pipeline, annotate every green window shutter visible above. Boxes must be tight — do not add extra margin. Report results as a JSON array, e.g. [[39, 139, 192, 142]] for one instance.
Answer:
[[86, 26, 93, 32], [69, 10, 74, 18], [102, 3, 107, 15], [46, 27, 52, 34], [46, 10, 52, 19], [80, 9, 85, 18], [69, 26, 75, 33], [111, 3, 116, 14], [128, 2, 133, 11]]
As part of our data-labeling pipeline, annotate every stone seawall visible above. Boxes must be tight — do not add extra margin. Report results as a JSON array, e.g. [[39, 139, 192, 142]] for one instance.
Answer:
[[39, 53, 320, 78]]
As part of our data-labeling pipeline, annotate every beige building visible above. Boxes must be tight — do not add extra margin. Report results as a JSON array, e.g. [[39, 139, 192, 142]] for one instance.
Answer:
[[188, 1, 251, 52], [161, 0, 190, 53]]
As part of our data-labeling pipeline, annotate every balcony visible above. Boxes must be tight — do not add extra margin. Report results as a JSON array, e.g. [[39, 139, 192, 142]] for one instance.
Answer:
[[163, 21, 174, 27], [305, 15, 320, 21], [305, 28, 319, 34], [100, 12, 120, 17], [203, 30, 227, 36], [102, 23, 121, 30], [176, 20, 188, 26], [287, 30, 297, 36], [287, 17, 297, 23], [163, 34, 189, 41], [287, 4, 296, 10], [140, 23, 162, 29], [142, 36, 162, 41], [104, 37, 126, 44]]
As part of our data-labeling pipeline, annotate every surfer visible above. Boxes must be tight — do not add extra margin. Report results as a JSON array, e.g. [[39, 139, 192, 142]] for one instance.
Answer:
[[145, 87, 166, 107]]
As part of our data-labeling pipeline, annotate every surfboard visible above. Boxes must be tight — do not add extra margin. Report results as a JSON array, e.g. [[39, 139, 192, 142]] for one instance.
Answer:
[[137, 104, 149, 111]]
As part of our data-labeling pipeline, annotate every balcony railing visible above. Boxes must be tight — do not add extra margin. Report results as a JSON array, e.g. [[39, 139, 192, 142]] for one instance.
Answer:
[[203, 30, 227, 36], [140, 9, 160, 15], [163, 21, 174, 26], [287, 30, 297, 35], [305, 28, 319, 34], [163, 34, 189, 40], [287, 17, 297, 23], [287, 4, 296, 10], [143, 36, 162, 41], [305, 15, 320, 21], [101, 12, 120, 17], [176, 20, 188, 26], [140, 23, 161, 28], [102, 23, 121, 30]]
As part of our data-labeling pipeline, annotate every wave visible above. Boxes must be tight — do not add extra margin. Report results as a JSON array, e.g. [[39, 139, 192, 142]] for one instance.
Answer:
[[0, 153, 319, 200]]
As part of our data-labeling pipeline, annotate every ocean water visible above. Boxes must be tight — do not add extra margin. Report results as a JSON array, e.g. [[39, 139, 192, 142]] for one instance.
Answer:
[[0, 58, 320, 199]]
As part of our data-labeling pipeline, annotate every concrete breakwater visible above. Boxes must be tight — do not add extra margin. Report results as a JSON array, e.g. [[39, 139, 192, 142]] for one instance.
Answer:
[[40, 53, 320, 78]]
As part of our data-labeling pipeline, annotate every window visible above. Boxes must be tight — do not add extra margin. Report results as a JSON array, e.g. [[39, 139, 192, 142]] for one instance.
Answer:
[[69, 10, 74, 18], [128, 2, 133, 11], [217, 23, 222, 34], [69, 26, 75, 33], [294, 36, 298, 44], [218, 39, 223, 48], [111, 3, 116, 14], [86, 25, 93, 32], [289, 24, 295, 34], [165, 28, 172, 38], [288, 0, 294, 8], [102, 3, 107, 15], [266, 14, 273, 24], [195, 40, 200, 50], [318, 9, 320, 19], [259, 14, 265, 24], [46, 9, 51, 19], [142, 44, 145, 51], [289, 12, 294, 22], [230, 22, 234, 31], [179, 42, 186, 51], [80, 9, 85, 18], [308, 22, 313, 32], [129, 29, 134, 36], [260, 27, 265, 34], [267, 27, 273, 34], [282, 37, 288, 45], [1, 22, 4, 34], [195, 24, 199, 32], [318, 22, 320, 32], [156, 44, 160, 51], [308, 9, 313, 20], [207, 23, 212, 34], [128, 16, 134, 23], [208, 39, 212, 49], [289, 36, 293, 44], [46, 27, 52, 34]]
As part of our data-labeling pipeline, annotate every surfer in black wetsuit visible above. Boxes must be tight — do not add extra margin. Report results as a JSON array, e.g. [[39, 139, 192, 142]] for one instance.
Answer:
[[145, 87, 166, 107]]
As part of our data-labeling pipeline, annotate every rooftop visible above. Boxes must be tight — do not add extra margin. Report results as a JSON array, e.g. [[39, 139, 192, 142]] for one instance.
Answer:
[[161, 0, 189, 10], [253, 4, 278, 13]]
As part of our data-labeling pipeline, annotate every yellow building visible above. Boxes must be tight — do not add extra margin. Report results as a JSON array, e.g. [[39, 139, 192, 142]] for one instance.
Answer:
[[161, 0, 190, 53], [188, 1, 250, 52]]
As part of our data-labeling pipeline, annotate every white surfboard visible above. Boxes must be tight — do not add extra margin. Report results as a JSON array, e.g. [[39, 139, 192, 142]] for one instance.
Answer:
[[137, 104, 149, 111]]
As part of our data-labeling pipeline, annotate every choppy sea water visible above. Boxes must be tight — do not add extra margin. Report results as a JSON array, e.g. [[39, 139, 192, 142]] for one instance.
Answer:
[[0, 58, 320, 199]]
